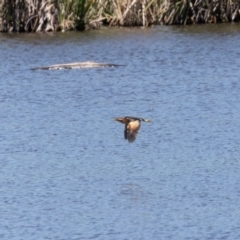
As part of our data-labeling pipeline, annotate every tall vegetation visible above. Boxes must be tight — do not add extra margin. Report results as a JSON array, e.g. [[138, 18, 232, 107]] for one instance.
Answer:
[[1, 0, 240, 32], [58, 0, 107, 30]]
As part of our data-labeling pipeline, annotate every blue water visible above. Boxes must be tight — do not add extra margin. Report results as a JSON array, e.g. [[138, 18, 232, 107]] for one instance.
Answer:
[[1, 24, 240, 239]]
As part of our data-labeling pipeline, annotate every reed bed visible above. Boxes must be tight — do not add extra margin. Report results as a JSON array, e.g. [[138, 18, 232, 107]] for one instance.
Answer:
[[1, 0, 240, 32]]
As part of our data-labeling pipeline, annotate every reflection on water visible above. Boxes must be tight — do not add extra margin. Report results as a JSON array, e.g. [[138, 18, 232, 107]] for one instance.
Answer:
[[1, 24, 240, 239]]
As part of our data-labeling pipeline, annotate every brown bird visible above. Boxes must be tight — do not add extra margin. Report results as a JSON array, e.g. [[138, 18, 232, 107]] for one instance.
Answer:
[[114, 116, 152, 143]]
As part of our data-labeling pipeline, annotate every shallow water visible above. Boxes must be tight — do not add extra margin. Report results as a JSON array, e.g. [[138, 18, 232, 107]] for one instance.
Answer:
[[1, 24, 240, 239]]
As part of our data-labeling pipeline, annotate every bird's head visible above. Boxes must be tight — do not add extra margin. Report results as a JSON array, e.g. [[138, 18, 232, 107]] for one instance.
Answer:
[[114, 117, 129, 124]]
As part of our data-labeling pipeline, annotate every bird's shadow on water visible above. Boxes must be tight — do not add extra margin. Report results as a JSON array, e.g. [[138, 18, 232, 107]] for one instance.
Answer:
[[118, 182, 149, 203]]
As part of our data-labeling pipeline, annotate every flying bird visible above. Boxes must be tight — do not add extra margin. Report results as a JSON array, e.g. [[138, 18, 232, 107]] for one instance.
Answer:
[[114, 116, 151, 143]]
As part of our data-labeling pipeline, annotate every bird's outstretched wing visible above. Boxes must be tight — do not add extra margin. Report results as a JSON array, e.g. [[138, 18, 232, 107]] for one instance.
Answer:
[[127, 130, 138, 143], [124, 125, 138, 142], [125, 120, 141, 143], [124, 125, 128, 140]]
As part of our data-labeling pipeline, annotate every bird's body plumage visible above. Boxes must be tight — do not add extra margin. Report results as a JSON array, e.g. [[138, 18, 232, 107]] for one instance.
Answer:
[[115, 116, 151, 143]]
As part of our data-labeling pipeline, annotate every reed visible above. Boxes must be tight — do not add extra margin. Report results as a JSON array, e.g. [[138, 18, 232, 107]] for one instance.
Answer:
[[74, 0, 90, 30], [1, 0, 240, 32], [58, 0, 104, 31], [58, 0, 75, 31]]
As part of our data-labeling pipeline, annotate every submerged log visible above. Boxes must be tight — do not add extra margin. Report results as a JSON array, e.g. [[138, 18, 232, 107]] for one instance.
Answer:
[[31, 61, 125, 70]]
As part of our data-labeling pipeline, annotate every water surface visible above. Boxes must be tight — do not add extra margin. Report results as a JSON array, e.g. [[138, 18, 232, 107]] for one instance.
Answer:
[[1, 24, 240, 239]]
